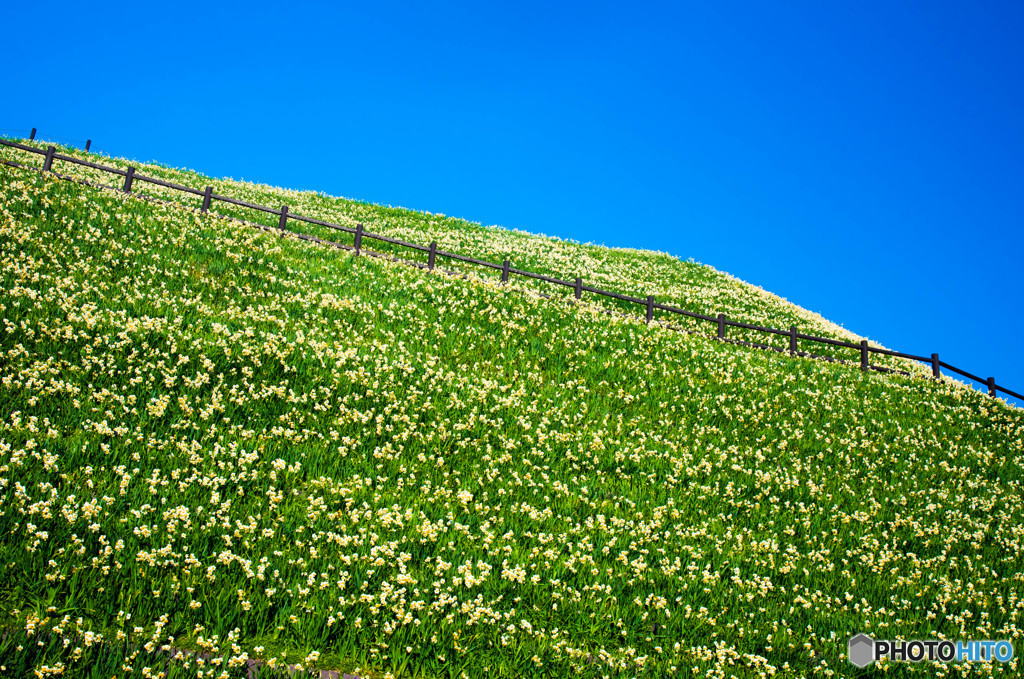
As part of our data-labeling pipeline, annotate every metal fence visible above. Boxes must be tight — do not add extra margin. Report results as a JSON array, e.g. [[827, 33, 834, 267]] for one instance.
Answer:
[[1, 135, 1020, 404]]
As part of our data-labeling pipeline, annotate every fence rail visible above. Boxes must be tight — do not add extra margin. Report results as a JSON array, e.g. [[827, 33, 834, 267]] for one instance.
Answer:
[[1, 135, 1020, 404]]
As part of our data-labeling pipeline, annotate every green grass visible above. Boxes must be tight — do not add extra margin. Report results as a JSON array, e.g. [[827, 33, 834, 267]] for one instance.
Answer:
[[0, 150, 1022, 678], [0, 139, 927, 370]]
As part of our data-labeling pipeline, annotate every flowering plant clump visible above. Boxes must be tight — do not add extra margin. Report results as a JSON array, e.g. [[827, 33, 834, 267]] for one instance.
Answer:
[[0, 155, 1022, 678]]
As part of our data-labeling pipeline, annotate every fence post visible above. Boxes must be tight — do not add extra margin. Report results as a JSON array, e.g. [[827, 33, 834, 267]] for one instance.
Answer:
[[575, 277, 582, 301], [30, 128, 36, 141], [354, 223, 363, 254], [502, 260, 510, 283], [85, 140, 91, 151], [123, 167, 135, 193], [278, 205, 289, 237], [860, 340, 869, 371], [717, 313, 725, 340], [202, 186, 213, 213], [428, 242, 437, 271], [646, 295, 654, 324], [988, 377, 996, 397], [931, 353, 941, 379], [789, 326, 798, 356], [43, 146, 56, 172]]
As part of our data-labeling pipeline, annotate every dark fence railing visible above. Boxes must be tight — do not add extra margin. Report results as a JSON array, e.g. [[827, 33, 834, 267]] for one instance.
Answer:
[[21, 127, 92, 151], [1, 135, 1020, 404]]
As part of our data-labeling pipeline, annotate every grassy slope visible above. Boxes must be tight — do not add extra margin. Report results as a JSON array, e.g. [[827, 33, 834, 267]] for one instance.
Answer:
[[0, 151, 1022, 678], [0, 140, 924, 372]]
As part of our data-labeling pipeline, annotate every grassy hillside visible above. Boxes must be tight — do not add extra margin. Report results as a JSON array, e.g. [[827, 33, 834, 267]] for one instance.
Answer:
[[0, 140, 924, 373], [0, 147, 1022, 678]]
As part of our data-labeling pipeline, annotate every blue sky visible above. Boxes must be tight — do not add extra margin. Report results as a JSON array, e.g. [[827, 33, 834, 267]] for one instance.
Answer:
[[2, 1, 1022, 406]]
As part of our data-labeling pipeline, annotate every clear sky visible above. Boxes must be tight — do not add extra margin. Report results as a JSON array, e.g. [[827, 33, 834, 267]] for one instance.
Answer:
[[2, 1, 1022, 407]]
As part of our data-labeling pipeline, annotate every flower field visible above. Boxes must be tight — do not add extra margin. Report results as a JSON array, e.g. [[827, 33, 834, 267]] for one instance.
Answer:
[[1, 147, 1023, 677], [0, 140, 928, 372]]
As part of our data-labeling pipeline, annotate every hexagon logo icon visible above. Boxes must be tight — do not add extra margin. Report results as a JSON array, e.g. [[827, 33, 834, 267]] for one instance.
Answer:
[[848, 634, 875, 667]]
